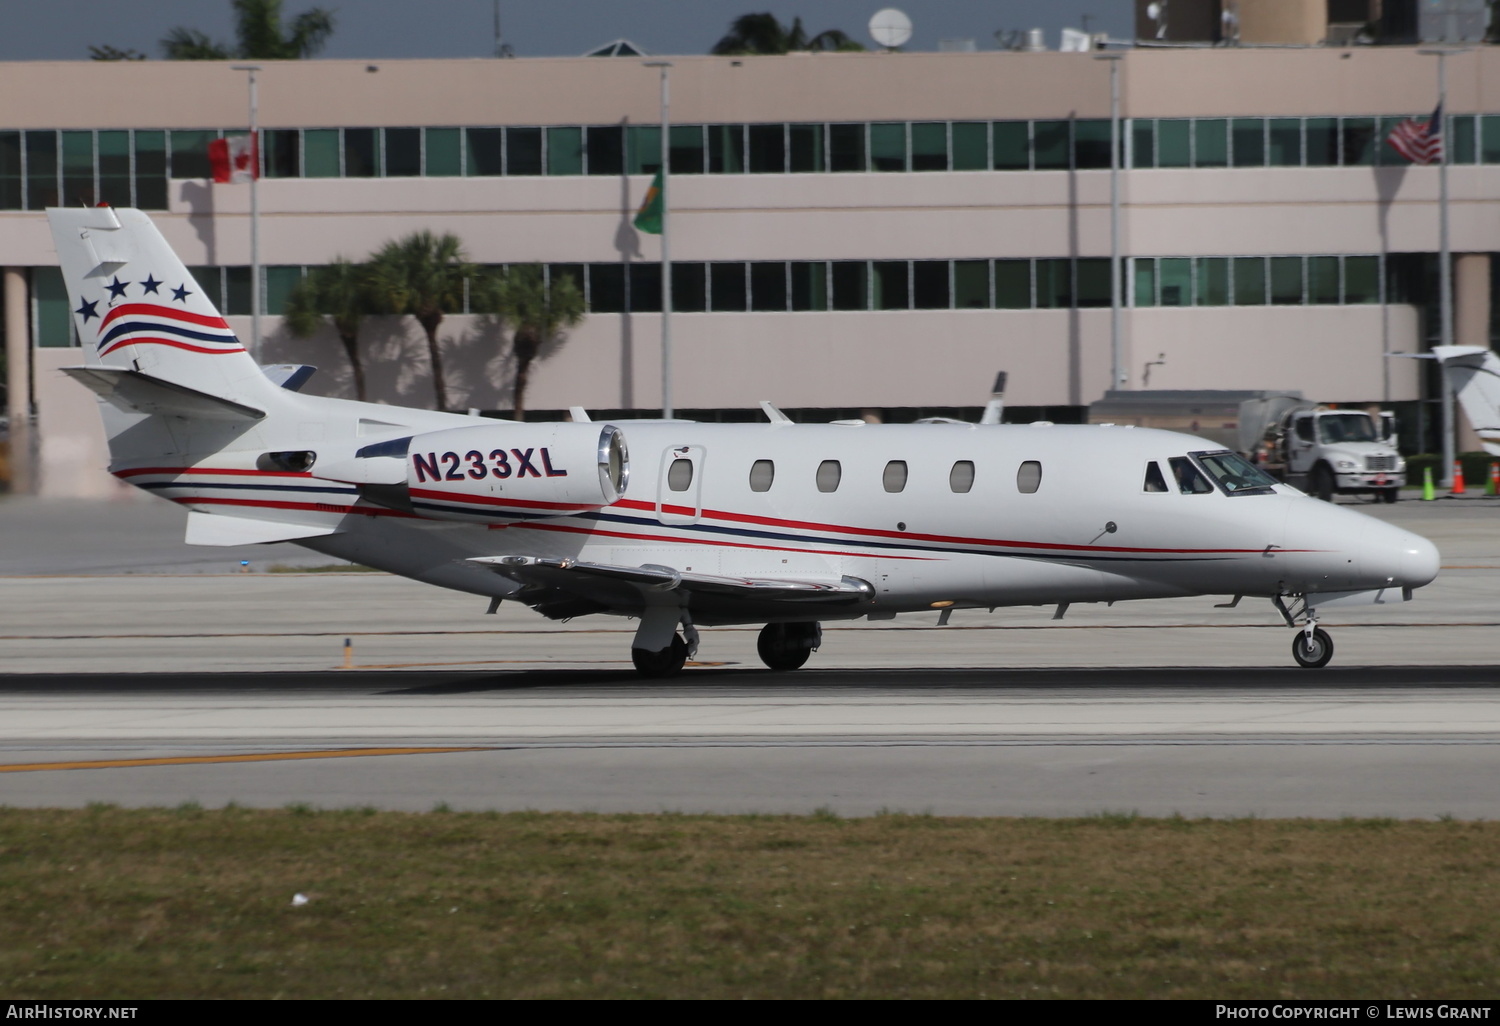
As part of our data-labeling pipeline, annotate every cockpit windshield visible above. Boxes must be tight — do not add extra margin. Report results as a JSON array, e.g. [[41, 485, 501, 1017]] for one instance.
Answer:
[[1317, 413, 1378, 444], [1191, 450, 1279, 496]]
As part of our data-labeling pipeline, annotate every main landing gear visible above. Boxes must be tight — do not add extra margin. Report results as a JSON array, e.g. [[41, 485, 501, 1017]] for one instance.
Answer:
[[757, 622, 822, 672], [1273, 594, 1334, 669]]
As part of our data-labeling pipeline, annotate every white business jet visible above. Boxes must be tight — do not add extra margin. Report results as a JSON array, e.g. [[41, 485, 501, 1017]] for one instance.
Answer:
[[48, 208, 1440, 674]]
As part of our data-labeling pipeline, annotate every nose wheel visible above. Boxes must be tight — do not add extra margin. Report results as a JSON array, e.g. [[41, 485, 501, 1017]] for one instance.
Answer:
[[1291, 627, 1334, 668], [1273, 594, 1336, 669]]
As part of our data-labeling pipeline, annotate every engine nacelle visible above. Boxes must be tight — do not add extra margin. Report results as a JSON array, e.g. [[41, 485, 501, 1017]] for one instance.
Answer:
[[402, 422, 629, 522]]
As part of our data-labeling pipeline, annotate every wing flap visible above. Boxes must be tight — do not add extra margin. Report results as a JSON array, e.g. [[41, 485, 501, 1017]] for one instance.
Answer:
[[468, 555, 874, 603]]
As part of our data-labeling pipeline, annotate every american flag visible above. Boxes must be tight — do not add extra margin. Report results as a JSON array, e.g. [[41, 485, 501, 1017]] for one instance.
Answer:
[[1385, 103, 1443, 165]]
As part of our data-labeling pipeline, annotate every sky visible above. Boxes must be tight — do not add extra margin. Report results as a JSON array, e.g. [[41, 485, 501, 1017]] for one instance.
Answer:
[[0, 1, 1136, 62]]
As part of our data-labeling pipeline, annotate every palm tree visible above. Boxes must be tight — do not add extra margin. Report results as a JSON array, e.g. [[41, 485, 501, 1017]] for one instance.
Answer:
[[160, 0, 334, 60], [477, 265, 585, 422], [366, 232, 474, 412], [710, 13, 863, 55], [283, 259, 374, 402]]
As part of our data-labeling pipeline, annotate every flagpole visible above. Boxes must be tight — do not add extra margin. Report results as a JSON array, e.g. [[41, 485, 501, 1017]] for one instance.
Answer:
[[232, 65, 262, 360], [1418, 49, 1455, 487], [645, 61, 673, 418]]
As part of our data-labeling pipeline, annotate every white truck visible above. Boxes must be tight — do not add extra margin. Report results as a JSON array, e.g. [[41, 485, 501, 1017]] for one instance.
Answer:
[[1089, 390, 1405, 503]]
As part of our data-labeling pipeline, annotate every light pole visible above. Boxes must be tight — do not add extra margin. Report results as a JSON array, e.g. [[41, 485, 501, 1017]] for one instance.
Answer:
[[231, 64, 262, 358], [1418, 48, 1459, 486], [1094, 51, 1125, 393], [644, 60, 673, 418]]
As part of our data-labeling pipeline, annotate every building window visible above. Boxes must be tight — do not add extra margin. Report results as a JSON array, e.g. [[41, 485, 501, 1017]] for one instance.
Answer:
[[263, 128, 299, 178], [629, 261, 661, 313], [831, 261, 868, 310], [1234, 257, 1267, 305], [1133, 259, 1156, 307], [910, 122, 947, 171], [995, 260, 1030, 309], [1341, 117, 1376, 166], [828, 123, 864, 172], [506, 127, 542, 175], [872, 261, 909, 310], [1075, 258, 1111, 308], [672, 263, 707, 313], [869, 122, 907, 172], [1035, 258, 1071, 309], [669, 125, 703, 174], [1270, 257, 1304, 305], [586, 125, 624, 176], [384, 127, 421, 177], [1130, 120, 1155, 169], [169, 129, 217, 179], [1194, 119, 1228, 168], [1344, 256, 1379, 304], [1033, 120, 1069, 170], [1196, 257, 1229, 306], [816, 460, 841, 492], [303, 129, 341, 177], [628, 125, 661, 175], [589, 263, 626, 313], [546, 127, 583, 175], [790, 261, 828, 311], [1309, 256, 1340, 305], [708, 124, 745, 173], [97, 130, 131, 207], [1074, 119, 1112, 170], [1268, 119, 1301, 166], [1158, 258, 1191, 307], [1157, 119, 1191, 168], [33, 266, 74, 348], [952, 122, 987, 170], [1231, 119, 1265, 167], [750, 261, 787, 311], [788, 123, 823, 173], [993, 121, 1029, 170], [710, 262, 747, 312], [25, 130, 58, 210], [426, 128, 462, 176], [344, 128, 378, 177], [463, 128, 502, 176], [912, 261, 949, 309], [954, 260, 989, 309], [747, 123, 785, 173]]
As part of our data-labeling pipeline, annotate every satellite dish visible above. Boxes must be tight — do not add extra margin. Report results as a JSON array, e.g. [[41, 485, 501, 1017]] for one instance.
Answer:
[[1146, 2, 1163, 20], [869, 7, 913, 49]]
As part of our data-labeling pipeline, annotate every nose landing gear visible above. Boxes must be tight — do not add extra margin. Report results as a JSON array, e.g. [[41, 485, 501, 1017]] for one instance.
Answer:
[[1273, 594, 1335, 668]]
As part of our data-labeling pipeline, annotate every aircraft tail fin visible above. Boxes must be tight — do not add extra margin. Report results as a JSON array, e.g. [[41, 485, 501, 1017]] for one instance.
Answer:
[[45, 206, 281, 410], [1433, 346, 1500, 457]]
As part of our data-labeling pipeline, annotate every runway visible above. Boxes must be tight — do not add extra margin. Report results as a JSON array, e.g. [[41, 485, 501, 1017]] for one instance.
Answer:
[[1, 495, 1498, 817]]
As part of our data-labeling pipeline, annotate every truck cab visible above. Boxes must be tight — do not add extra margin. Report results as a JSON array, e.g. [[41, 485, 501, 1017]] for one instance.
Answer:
[[1281, 409, 1404, 503]]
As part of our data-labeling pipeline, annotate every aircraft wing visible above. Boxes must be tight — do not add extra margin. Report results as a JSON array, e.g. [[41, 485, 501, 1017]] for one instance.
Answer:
[[468, 554, 874, 621]]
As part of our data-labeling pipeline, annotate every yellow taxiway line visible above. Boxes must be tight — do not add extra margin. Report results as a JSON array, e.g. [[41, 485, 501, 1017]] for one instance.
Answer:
[[0, 747, 491, 774]]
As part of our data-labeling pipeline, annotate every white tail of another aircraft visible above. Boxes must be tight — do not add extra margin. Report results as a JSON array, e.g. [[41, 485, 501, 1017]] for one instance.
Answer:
[[1433, 346, 1500, 457]]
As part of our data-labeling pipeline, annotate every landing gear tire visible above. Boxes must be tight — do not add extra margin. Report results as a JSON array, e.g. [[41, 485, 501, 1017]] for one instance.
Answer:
[[1291, 628, 1334, 669], [757, 622, 820, 672], [632, 634, 689, 678], [1311, 466, 1335, 503], [1380, 487, 1400, 504]]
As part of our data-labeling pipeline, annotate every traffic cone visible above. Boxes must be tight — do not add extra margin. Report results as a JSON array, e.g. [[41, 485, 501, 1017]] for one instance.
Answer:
[[1423, 466, 1436, 500], [1452, 460, 1466, 495], [1489, 462, 1499, 496]]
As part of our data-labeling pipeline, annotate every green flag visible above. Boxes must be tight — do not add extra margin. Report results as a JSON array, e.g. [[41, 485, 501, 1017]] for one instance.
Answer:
[[633, 170, 663, 235]]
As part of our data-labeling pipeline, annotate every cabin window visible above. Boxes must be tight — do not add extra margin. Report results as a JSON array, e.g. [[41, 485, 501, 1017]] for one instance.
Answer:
[[1143, 461, 1168, 492], [667, 458, 694, 491], [1169, 456, 1214, 494], [1016, 460, 1041, 494], [950, 461, 976, 493], [882, 460, 908, 493], [749, 459, 775, 492], [816, 460, 842, 492]]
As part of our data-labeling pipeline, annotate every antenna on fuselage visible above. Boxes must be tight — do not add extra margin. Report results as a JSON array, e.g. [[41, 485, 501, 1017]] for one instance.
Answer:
[[979, 371, 1008, 425]]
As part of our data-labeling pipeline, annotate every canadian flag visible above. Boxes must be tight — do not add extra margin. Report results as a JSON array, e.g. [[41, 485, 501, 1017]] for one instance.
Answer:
[[208, 133, 259, 183]]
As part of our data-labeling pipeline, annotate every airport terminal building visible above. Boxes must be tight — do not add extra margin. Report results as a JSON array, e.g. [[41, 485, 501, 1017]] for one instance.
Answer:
[[3, 46, 1499, 494]]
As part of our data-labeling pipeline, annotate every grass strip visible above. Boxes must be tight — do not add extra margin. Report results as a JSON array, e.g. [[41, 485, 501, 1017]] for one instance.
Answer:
[[1, 807, 1497, 999]]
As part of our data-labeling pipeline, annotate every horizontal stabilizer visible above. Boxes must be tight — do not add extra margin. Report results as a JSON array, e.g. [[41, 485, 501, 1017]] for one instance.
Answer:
[[62, 366, 265, 422], [184, 511, 343, 547], [470, 555, 874, 603]]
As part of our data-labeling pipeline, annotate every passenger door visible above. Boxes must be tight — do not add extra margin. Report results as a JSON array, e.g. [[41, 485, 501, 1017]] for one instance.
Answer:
[[657, 445, 704, 525]]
